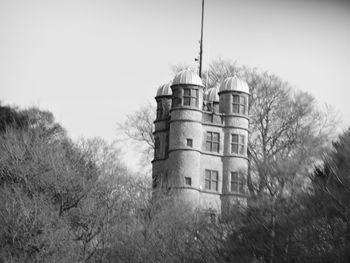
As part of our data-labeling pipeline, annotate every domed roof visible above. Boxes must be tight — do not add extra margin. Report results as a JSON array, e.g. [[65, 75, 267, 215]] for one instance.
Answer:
[[219, 76, 249, 94], [156, 82, 172, 97], [172, 70, 204, 87], [205, 86, 219, 102]]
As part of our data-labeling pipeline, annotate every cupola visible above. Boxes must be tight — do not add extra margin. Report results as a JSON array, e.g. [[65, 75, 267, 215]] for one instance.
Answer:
[[172, 70, 204, 87], [205, 86, 219, 102], [219, 76, 249, 94], [156, 82, 172, 97]]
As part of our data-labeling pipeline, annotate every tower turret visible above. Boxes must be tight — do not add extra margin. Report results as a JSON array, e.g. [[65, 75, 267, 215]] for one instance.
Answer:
[[168, 70, 204, 206], [219, 76, 250, 211], [153, 82, 172, 190]]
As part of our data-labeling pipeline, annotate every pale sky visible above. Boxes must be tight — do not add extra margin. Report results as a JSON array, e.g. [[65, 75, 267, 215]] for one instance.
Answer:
[[1, 0, 350, 170]]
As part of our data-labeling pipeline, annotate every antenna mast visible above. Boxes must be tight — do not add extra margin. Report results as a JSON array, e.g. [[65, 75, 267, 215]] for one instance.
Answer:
[[199, 0, 204, 77]]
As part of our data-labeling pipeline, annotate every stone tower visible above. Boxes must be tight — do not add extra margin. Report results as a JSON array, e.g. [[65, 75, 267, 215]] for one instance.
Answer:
[[152, 69, 249, 215]]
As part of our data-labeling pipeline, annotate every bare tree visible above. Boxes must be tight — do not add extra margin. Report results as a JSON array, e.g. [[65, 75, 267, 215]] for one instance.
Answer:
[[202, 59, 339, 263], [116, 102, 155, 165], [115, 59, 339, 263]]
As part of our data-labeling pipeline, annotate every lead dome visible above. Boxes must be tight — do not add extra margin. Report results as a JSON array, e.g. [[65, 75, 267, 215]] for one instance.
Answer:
[[219, 76, 249, 94], [205, 86, 219, 102], [172, 69, 204, 87], [156, 82, 172, 97]]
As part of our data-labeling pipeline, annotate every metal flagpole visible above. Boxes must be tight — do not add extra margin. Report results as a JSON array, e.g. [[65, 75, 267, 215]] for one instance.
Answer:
[[199, 0, 204, 78]]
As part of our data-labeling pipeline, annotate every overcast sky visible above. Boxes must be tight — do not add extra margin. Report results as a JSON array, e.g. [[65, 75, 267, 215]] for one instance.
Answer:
[[1, 0, 350, 170]]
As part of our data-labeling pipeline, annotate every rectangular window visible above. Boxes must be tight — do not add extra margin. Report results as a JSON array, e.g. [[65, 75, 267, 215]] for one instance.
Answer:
[[172, 89, 182, 107], [231, 172, 245, 194], [165, 134, 169, 158], [186, 138, 193, 147], [232, 94, 247, 114], [231, 134, 245, 155], [185, 177, 192, 186], [205, 170, 219, 191], [206, 132, 220, 153], [156, 101, 162, 119], [154, 137, 160, 159], [183, 88, 199, 107]]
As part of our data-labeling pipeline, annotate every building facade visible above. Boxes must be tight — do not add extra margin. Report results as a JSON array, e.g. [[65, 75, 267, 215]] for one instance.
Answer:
[[152, 69, 249, 215]]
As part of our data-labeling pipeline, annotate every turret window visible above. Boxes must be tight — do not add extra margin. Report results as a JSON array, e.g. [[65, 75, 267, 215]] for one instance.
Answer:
[[231, 172, 245, 194], [165, 134, 169, 158], [232, 95, 247, 114], [205, 169, 219, 191], [154, 138, 160, 159], [206, 132, 220, 153], [231, 134, 245, 155], [156, 101, 162, 119], [172, 89, 182, 107], [183, 87, 199, 107]]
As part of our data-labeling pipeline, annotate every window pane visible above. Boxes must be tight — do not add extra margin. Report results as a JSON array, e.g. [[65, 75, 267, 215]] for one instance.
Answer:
[[206, 132, 212, 141], [239, 135, 245, 144], [212, 133, 219, 142], [194, 89, 198, 97], [232, 134, 239, 143], [205, 180, 210, 190], [184, 97, 190, 106], [213, 143, 219, 153], [205, 170, 210, 179], [212, 171, 218, 181], [165, 135, 169, 156], [240, 95, 246, 105], [187, 138, 193, 147], [191, 97, 197, 106], [184, 88, 190, 96], [232, 104, 239, 113], [212, 181, 218, 191], [232, 172, 238, 181], [239, 145, 245, 155], [173, 97, 181, 107], [206, 142, 212, 151], [233, 95, 239, 103], [231, 182, 237, 192], [240, 105, 245, 114], [173, 89, 181, 99], [155, 138, 160, 158], [232, 144, 238, 154], [239, 182, 244, 194]]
